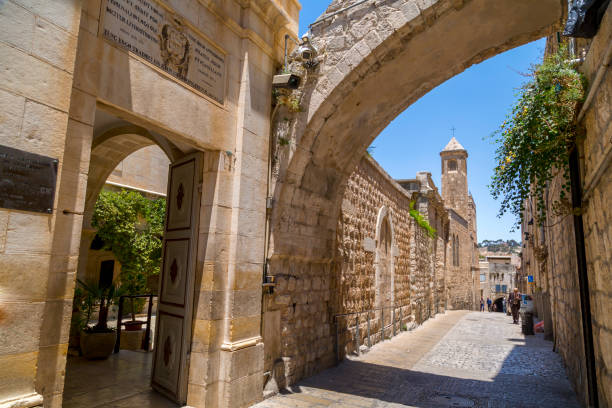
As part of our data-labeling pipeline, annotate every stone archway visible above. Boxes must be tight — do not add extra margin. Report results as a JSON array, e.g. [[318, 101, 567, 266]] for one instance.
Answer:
[[76, 124, 184, 284], [268, 0, 565, 386], [84, 124, 183, 227], [67, 116, 202, 405]]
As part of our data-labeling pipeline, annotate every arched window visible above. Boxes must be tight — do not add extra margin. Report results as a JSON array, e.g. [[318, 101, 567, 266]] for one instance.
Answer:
[[448, 159, 458, 172], [380, 216, 391, 255]]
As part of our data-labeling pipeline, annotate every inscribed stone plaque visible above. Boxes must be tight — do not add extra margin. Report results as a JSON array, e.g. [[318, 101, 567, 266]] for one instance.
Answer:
[[102, 0, 226, 104], [0, 145, 58, 214]]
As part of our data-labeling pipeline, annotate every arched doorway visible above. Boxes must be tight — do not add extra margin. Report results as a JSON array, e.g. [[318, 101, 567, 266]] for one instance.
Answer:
[[63, 107, 202, 407], [375, 207, 395, 339], [494, 297, 505, 313]]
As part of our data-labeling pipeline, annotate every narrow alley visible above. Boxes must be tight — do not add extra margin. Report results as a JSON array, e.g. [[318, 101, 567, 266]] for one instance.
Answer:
[[254, 311, 579, 408]]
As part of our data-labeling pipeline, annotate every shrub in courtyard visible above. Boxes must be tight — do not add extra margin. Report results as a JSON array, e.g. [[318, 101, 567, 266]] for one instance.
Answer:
[[92, 190, 166, 296]]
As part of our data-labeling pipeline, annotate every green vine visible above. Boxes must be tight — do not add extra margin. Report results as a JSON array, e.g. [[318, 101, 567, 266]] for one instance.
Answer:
[[409, 201, 437, 239], [490, 46, 587, 229], [92, 190, 166, 296]]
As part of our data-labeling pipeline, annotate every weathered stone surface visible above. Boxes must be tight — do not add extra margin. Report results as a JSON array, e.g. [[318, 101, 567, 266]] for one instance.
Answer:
[[521, 9, 612, 406]]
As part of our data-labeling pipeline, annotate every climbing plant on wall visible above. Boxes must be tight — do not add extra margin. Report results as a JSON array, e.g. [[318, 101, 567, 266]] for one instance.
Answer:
[[92, 189, 166, 295], [409, 201, 437, 239], [490, 46, 587, 228]]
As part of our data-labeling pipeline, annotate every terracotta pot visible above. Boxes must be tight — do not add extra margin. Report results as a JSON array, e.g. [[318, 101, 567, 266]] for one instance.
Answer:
[[80, 330, 116, 359], [124, 320, 144, 331]]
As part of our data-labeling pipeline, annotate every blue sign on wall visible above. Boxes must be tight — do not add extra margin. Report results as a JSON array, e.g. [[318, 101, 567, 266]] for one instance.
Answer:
[[527, 275, 534, 283]]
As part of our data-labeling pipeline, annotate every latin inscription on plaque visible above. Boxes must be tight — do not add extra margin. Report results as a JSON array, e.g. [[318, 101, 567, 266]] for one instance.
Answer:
[[0, 145, 58, 214], [102, 0, 226, 104]]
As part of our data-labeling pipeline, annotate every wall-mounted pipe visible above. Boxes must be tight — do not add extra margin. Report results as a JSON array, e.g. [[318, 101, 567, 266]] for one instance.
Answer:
[[569, 146, 599, 408]]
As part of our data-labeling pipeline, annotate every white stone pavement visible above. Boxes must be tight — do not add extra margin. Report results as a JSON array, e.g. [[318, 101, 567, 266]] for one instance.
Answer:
[[253, 311, 580, 408]]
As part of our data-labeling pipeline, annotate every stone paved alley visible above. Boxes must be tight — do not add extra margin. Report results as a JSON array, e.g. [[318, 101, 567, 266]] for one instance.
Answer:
[[253, 311, 579, 408]]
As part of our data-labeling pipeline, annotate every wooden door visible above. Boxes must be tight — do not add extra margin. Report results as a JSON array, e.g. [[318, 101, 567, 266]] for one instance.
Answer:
[[152, 152, 202, 404]]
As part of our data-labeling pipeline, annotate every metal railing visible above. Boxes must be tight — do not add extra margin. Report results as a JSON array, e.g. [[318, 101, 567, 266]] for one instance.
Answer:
[[333, 305, 409, 362], [114, 294, 156, 353]]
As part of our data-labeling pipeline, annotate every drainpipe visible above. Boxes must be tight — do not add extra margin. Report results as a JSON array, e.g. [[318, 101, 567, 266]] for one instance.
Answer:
[[569, 146, 599, 408]]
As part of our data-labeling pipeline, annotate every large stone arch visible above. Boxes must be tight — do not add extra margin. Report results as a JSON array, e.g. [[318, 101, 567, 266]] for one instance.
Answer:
[[271, 0, 564, 260], [267, 0, 565, 386]]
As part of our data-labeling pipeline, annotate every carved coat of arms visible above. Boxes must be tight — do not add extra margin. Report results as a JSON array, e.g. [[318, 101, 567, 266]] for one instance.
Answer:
[[160, 16, 191, 79]]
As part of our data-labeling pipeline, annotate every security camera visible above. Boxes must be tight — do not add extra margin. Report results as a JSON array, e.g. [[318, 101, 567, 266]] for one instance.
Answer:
[[272, 73, 301, 89]]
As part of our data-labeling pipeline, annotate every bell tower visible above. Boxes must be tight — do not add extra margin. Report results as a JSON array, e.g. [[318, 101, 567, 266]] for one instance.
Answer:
[[440, 137, 469, 218]]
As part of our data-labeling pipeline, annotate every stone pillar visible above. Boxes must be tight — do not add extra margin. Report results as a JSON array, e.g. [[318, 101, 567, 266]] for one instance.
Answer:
[[0, 1, 84, 407], [188, 20, 271, 407]]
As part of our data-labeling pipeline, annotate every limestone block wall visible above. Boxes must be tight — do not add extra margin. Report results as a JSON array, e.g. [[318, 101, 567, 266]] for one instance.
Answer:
[[447, 211, 474, 310], [264, 155, 452, 388], [579, 6, 612, 404], [333, 155, 414, 355], [264, 258, 335, 388], [332, 157, 445, 355], [0, 0, 300, 406], [521, 8, 612, 406], [0, 1, 83, 407]]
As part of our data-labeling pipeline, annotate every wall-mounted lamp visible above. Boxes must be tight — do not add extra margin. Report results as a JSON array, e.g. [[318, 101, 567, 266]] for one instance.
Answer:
[[298, 33, 319, 69]]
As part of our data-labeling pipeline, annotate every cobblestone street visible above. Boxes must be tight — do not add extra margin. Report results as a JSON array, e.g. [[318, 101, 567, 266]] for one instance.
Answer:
[[253, 311, 579, 408]]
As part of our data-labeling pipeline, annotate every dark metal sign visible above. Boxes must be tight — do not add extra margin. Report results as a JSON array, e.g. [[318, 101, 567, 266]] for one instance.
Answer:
[[0, 145, 58, 214]]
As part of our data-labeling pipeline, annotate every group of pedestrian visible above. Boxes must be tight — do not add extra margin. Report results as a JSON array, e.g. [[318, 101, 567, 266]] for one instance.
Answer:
[[479, 296, 495, 312], [479, 288, 522, 324]]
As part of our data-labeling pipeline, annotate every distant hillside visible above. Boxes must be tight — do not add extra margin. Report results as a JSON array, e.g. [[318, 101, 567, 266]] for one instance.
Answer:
[[478, 239, 520, 254]]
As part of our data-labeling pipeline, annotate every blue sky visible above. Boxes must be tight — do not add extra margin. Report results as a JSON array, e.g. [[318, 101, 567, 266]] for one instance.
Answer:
[[299, 1, 545, 242]]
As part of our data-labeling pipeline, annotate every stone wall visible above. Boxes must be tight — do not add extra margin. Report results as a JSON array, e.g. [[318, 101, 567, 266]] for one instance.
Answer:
[[579, 7, 612, 404], [264, 154, 468, 389], [447, 209, 474, 310], [0, 1, 83, 407], [0, 0, 300, 406], [521, 7, 612, 406]]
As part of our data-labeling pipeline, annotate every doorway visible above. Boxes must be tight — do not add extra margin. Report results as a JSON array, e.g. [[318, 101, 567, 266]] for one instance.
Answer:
[[63, 108, 201, 407]]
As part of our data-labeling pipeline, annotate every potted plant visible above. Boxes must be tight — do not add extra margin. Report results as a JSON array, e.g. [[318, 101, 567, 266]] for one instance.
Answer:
[[123, 297, 144, 331], [77, 279, 121, 359]]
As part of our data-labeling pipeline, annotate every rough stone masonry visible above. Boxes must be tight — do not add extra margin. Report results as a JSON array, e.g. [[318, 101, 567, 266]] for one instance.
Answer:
[[263, 139, 479, 390]]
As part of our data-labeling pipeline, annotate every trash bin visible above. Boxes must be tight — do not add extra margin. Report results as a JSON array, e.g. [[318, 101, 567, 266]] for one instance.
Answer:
[[521, 312, 534, 335], [520, 295, 534, 335]]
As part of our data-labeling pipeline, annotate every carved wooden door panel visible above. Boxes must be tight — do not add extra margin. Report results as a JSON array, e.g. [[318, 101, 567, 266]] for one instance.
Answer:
[[152, 152, 202, 404]]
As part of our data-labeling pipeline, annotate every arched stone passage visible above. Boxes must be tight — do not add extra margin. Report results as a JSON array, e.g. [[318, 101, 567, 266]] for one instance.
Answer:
[[271, 0, 564, 259], [267, 0, 565, 386], [76, 125, 185, 289]]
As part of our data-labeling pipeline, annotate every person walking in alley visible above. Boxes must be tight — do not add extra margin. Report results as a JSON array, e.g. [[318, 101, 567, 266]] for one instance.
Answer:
[[509, 288, 522, 324], [480, 297, 485, 311], [487, 297, 492, 312]]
